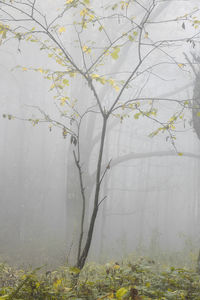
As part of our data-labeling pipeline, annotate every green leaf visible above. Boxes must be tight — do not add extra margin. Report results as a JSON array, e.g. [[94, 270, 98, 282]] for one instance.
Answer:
[[196, 111, 200, 117]]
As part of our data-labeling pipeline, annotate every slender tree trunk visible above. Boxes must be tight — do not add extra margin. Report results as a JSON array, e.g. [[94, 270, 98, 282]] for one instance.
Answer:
[[77, 115, 108, 269]]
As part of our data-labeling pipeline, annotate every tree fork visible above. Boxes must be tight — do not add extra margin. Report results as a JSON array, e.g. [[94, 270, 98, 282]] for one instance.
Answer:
[[77, 115, 108, 269]]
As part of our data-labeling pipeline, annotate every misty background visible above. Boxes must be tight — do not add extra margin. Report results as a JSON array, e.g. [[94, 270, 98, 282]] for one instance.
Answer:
[[0, 0, 200, 267]]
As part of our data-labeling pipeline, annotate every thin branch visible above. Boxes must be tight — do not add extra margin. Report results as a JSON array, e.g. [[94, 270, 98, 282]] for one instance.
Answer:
[[112, 97, 195, 112], [22, 104, 77, 136], [98, 196, 107, 207], [75, 26, 88, 72], [108, 40, 162, 115], [137, 0, 156, 62], [73, 150, 87, 262], [31, 0, 36, 17]]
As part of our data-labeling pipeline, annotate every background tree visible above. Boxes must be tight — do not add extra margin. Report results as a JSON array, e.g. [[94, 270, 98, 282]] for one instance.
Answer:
[[0, 0, 199, 269], [185, 53, 200, 273]]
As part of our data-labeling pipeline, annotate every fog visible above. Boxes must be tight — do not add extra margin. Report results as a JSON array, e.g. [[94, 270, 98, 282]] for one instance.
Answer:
[[0, 0, 200, 268]]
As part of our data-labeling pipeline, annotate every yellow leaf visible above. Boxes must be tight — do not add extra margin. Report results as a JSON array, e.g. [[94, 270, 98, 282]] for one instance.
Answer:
[[99, 77, 106, 84], [58, 27, 66, 33], [128, 35, 134, 41], [169, 117, 175, 122], [99, 25, 104, 31], [116, 287, 128, 299], [105, 50, 110, 56], [144, 32, 149, 38], [81, 21, 87, 29], [60, 97, 66, 106], [66, 0, 73, 3], [111, 47, 120, 60], [114, 85, 120, 92], [80, 8, 88, 16], [134, 113, 140, 119], [89, 14, 95, 20], [50, 83, 55, 90], [114, 264, 120, 270], [146, 282, 151, 287], [82, 45, 91, 53], [178, 63, 184, 68], [178, 152, 183, 156], [108, 78, 114, 85], [63, 79, 69, 86], [69, 266, 80, 274], [22, 67, 28, 71], [69, 71, 76, 77], [91, 73, 100, 79], [53, 279, 62, 288]]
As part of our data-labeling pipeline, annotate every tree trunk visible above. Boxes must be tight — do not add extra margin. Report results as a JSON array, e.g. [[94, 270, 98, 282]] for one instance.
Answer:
[[77, 116, 108, 269]]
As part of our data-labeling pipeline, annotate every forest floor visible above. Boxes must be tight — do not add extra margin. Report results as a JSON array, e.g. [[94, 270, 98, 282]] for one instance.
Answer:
[[0, 257, 200, 299]]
